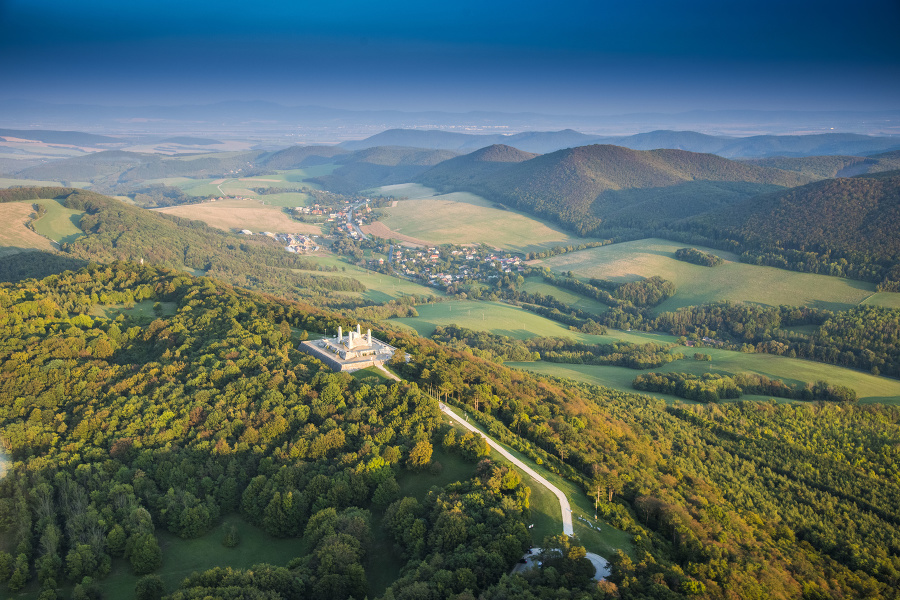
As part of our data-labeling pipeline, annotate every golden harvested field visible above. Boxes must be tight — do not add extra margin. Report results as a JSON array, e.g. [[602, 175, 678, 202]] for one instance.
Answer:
[[0, 203, 56, 255], [369, 183, 601, 253], [360, 221, 430, 246], [154, 199, 322, 234]]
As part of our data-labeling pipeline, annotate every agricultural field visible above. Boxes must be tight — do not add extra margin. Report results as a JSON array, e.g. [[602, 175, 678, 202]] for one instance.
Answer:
[[0, 177, 78, 189], [153, 198, 321, 235], [539, 238, 894, 313], [368, 183, 602, 254], [30, 199, 85, 244], [392, 297, 900, 403], [293, 255, 442, 303], [862, 292, 900, 309], [521, 277, 610, 315], [0, 203, 56, 256], [389, 299, 674, 345], [509, 344, 900, 404]]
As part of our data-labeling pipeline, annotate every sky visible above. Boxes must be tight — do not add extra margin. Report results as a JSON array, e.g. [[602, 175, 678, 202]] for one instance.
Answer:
[[1, 0, 899, 114]]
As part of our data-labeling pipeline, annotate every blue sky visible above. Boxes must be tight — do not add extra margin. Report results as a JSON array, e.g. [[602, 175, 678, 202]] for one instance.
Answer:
[[1, 0, 898, 113]]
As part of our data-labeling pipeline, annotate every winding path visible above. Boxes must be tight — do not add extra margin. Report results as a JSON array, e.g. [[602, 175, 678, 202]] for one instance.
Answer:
[[439, 403, 573, 536]]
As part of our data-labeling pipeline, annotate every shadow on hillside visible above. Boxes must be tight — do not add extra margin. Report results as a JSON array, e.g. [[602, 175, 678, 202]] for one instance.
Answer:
[[0, 249, 88, 282]]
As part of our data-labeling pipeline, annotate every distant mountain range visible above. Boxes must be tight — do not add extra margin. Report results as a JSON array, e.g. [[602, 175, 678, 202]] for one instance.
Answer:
[[343, 129, 900, 158], [2, 99, 899, 139]]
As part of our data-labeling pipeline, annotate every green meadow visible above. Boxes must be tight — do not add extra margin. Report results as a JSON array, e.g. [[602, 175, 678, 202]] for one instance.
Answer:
[[31, 199, 85, 244], [521, 277, 610, 315], [369, 183, 602, 254], [391, 298, 900, 403], [509, 346, 900, 404], [389, 299, 672, 345], [539, 238, 896, 313]]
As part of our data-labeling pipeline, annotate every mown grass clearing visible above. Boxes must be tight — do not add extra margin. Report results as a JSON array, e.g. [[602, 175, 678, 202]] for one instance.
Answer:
[[96, 515, 309, 600], [31, 198, 85, 244], [154, 199, 321, 234], [539, 238, 886, 313], [368, 183, 602, 254], [510, 345, 900, 404]]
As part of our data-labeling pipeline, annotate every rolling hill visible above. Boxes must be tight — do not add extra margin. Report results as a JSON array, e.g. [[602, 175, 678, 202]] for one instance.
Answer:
[[341, 128, 900, 158], [707, 171, 900, 261], [416, 144, 811, 234], [308, 146, 459, 193], [260, 144, 348, 169]]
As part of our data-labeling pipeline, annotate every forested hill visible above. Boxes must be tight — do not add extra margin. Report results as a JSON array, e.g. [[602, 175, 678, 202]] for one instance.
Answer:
[[742, 153, 900, 180], [416, 144, 810, 235], [260, 145, 348, 169], [342, 128, 900, 157], [416, 143, 538, 188], [0, 187, 366, 299], [702, 171, 900, 265], [307, 146, 459, 194], [1, 263, 899, 599]]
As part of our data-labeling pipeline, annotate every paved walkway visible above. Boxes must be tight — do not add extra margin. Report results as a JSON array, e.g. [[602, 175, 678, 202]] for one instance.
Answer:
[[439, 403, 573, 535], [439, 403, 612, 580]]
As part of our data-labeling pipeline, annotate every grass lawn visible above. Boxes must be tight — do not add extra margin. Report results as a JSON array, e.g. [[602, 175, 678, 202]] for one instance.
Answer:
[[100, 515, 309, 599], [351, 366, 396, 386], [154, 199, 322, 235], [368, 183, 603, 255], [509, 346, 900, 404], [539, 238, 881, 313]]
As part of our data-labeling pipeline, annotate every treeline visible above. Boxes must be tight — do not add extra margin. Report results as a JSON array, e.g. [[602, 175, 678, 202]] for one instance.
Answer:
[[673, 247, 724, 267], [654, 302, 900, 377], [633, 371, 858, 403], [525, 240, 613, 260], [541, 270, 675, 309], [431, 325, 683, 370]]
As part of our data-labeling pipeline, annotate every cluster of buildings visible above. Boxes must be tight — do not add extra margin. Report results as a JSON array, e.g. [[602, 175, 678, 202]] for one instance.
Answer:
[[382, 246, 526, 288]]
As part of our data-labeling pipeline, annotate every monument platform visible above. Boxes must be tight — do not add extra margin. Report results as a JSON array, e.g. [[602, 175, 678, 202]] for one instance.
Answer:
[[299, 324, 397, 372]]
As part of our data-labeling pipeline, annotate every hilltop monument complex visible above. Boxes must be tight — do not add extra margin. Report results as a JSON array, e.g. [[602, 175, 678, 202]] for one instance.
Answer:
[[299, 324, 397, 372]]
